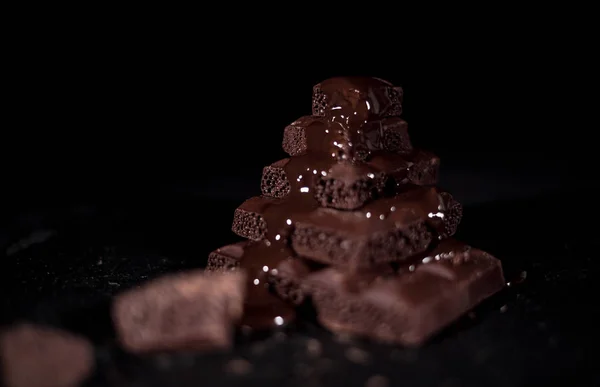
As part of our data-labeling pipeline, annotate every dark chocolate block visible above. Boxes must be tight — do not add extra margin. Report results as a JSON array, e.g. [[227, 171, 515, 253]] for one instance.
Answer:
[[291, 186, 462, 268], [206, 242, 323, 305], [302, 240, 505, 346], [207, 241, 248, 272], [1, 324, 94, 387], [112, 270, 246, 353], [231, 196, 283, 241], [282, 115, 412, 160], [312, 77, 403, 120], [260, 150, 439, 209]]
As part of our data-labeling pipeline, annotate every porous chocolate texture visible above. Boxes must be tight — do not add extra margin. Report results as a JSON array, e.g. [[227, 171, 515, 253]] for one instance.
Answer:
[[290, 186, 462, 268], [209, 76, 502, 344], [207, 241, 248, 272], [1, 324, 94, 387], [112, 270, 246, 353], [282, 116, 412, 159], [231, 196, 282, 241], [312, 77, 403, 119], [260, 150, 440, 209], [302, 239, 505, 346], [207, 242, 324, 305]]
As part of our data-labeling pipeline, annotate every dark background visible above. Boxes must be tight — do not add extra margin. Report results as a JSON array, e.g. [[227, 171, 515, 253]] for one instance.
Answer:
[[0, 16, 596, 387]]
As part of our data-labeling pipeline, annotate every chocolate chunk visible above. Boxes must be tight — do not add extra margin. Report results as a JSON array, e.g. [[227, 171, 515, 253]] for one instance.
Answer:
[[270, 258, 326, 305], [112, 270, 246, 353], [313, 162, 386, 210], [312, 77, 402, 120], [207, 241, 248, 272], [302, 240, 505, 346], [291, 186, 461, 268], [260, 150, 440, 209], [1, 323, 94, 387], [231, 196, 283, 241], [406, 150, 440, 185], [282, 116, 412, 160], [207, 242, 323, 306]]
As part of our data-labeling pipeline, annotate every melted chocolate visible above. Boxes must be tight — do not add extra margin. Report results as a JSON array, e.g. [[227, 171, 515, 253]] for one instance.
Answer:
[[234, 77, 443, 330]]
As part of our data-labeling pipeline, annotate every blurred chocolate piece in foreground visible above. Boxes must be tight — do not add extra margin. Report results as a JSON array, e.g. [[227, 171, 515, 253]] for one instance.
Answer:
[[0, 323, 94, 387], [112, 270, 246, 353]]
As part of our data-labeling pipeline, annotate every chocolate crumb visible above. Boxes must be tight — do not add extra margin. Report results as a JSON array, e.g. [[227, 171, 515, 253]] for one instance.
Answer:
[[225, 358, 253, 375], [345, 347, 371, 365], [366, 374, 389, 387]]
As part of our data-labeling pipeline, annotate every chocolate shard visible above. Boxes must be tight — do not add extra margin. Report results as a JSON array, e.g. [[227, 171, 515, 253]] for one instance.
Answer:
[[207, 241, 248, 272], [291, 186, 461, 268], [112, 270, 246, 353], [1, 323, 94, 387], [231, 196, 282, 240], [302, 240, 505, 346], [260, 150, 440, 209], [312, 77, 403, 120], [282, 115, 412, 160]]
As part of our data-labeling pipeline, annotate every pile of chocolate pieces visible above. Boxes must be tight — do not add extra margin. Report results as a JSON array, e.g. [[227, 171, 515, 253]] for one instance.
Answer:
[[111, 77, 505, 352], [0, 77, 506, 387], [205, 76, 506, 345]]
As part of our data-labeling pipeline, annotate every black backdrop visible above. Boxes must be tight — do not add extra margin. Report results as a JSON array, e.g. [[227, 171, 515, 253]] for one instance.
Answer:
[[0, 17, 596, 387]]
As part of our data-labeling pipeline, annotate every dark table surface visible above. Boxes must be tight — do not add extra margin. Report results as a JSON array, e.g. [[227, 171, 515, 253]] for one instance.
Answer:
[[0, 181, 596, 387]]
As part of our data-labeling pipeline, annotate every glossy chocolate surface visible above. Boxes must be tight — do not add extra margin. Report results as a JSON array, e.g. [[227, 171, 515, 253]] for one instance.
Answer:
[[226, 77, 454, 331]]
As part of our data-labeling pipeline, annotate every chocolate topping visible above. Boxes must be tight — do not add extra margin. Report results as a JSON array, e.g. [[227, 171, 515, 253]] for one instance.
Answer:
[[261, 150, 440, 208], [282, 115, 412, 161]]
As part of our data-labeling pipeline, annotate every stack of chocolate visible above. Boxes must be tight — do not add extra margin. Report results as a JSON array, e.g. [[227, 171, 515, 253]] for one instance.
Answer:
[[208, 77, 505, 346]]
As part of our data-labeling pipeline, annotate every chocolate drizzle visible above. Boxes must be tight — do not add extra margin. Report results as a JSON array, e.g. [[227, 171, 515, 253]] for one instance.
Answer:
[[231, 77, 456, 331]]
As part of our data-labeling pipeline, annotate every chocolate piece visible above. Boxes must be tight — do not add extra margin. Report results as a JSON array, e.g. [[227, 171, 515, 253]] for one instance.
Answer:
[[291, 186, 462, 268], [1, 323, 94, 387], [112, 270, 246, 353], [406, 150, 440, 185], [282, 115, 412, 160], [207, 242, 322, 306], [312, 77, 403, 121], [207, 241, 248, 271], [270, 257, 326, 305], [231, 196, 283, 241], [302, 240, 505, 346], [233, 241, 297, 330], [313, 161, 387, 210], [260, 150, 439, 208]]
